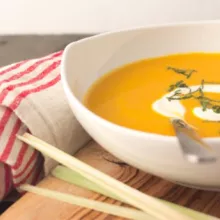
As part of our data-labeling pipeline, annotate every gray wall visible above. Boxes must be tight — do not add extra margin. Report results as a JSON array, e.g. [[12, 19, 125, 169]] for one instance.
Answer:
[[0, 35, 89, 67]]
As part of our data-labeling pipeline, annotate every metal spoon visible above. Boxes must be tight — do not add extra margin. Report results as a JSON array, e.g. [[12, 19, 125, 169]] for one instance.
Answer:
[[171, 118, 217, 164]]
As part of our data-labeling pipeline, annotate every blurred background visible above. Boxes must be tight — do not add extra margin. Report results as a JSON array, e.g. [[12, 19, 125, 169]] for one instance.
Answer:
[[1, 0, 220, 34], [1, 0, 220, 66]]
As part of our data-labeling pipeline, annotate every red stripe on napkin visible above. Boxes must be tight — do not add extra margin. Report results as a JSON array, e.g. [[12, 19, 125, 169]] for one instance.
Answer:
[[12, 142, 28, 169], [1, 119, 22, 161], [0, 52, 61, 87], [0, 60, 28, 76], [3, 164, 12, 197], [10, 74, 61, 110], [0, 60, 61, 103], [14, 155, 44, 187], [13, 151, 37, 179], [0, 51, 63, 199]]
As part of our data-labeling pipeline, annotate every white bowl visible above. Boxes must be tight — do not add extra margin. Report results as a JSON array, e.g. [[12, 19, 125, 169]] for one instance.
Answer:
[[61, 21, 220, 190]]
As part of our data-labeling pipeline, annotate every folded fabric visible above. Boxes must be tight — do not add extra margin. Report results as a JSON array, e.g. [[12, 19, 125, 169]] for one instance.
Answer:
[[0, 51, 90, 199]]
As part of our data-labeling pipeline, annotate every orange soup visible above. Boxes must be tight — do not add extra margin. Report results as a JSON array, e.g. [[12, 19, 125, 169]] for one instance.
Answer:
[[84, 53, 220, 137]]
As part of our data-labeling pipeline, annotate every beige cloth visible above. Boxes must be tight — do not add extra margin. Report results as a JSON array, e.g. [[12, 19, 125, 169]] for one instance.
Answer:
[[0, 51, 90, 199]]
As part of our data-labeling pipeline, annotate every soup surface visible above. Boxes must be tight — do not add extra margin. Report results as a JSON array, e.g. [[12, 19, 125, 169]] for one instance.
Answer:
[[84, 53, 220, 137]]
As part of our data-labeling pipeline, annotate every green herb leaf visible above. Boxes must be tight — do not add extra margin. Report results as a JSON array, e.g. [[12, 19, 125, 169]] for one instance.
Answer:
[[186, 69, 196, 78], [200, 99, 209, 111], [203, 120, 220, 123], [204, 81, 220, 85], [167, 66, 187, 74], [167, 66, 196, 78], [168, 80, 188, 92], [212, 105, 220, 113]]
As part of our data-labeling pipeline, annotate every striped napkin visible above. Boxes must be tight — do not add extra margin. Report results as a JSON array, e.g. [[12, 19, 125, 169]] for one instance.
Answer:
[[0, 51, 90, 199]]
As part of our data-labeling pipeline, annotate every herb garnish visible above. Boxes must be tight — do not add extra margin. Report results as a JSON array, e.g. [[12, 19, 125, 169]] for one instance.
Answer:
[[203, 81, 220, 85], [203, 120, 220, 123], [168, 80, 188, 92], [167, 66, 196, 78], [166, 67, 220, 114]]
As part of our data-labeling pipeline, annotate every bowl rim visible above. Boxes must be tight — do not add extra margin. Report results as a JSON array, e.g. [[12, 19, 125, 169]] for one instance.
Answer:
[[61, 20, 220, 143]]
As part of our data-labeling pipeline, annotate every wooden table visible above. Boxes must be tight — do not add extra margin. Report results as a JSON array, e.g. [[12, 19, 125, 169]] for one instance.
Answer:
[[1, 141, 220, 220]]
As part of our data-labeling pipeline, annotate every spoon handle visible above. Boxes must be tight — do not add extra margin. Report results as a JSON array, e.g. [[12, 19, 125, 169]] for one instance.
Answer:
[[171, 118, 217, 164]]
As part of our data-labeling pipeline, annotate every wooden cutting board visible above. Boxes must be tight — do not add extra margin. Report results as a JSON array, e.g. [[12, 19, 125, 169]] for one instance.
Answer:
[[1, 140, 220, 220]]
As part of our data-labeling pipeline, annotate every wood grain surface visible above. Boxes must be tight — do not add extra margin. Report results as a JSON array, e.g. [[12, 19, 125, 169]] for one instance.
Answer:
[[1, 141, 220, 220]]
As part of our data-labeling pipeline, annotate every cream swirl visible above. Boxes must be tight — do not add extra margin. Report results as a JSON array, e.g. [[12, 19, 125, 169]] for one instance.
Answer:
[[152, 84, 220, 121]]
